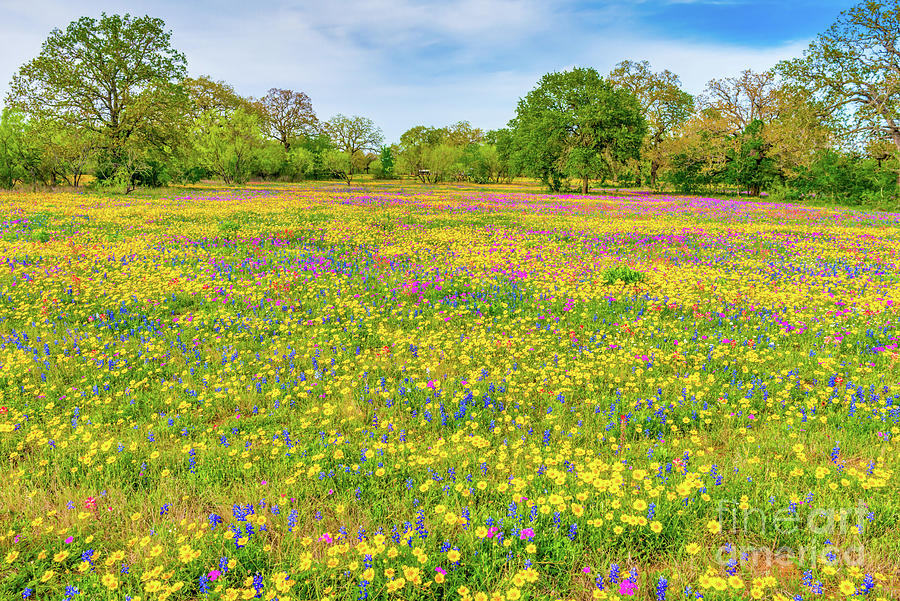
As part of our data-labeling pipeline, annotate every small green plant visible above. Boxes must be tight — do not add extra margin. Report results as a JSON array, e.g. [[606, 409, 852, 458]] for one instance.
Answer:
[[369, 217, 394, 232], [219, 220, 241, 236], [602, 264, 646, 285]]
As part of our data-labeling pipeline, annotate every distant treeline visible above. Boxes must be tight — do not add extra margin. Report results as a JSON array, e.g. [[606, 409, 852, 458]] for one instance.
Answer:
[[3, 3, 900, 206]]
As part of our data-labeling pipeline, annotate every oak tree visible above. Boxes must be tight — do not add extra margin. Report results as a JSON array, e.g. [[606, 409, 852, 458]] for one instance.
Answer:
[[324, 115, 384, 158], [608, 60, 693, 187], [509, 67, 646, 194], [260, 88, 318, 151], [778, 0, 900, 187], [7, 13, 188, 168]]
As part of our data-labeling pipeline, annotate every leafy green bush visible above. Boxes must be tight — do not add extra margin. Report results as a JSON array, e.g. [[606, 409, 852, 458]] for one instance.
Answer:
[[602, 265, 646, 285], [766, 183, 803, 203], [792, 149, 897, 205], [218, 220, 241, 236]]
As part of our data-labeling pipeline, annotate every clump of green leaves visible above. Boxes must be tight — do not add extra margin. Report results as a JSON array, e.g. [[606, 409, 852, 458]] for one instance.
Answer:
[[219, 220, 241, 236], [507, 67, 646, 194], [602, 265, 646, 285], [368, 216, 395, 232]]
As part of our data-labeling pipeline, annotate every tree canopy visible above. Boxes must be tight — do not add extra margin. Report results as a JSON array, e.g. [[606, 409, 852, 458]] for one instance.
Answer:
[[1, 6, 899, 204], [609, 60, 693, 187], [7, 13, 187, 156], [508, 67, 646, 194], [324, 115, 384, 158], [778, 0, 900, 184], [261, 88, 318, 151]]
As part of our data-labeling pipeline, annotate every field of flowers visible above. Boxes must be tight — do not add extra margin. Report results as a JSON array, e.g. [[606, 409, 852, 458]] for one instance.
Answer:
[[0, 183, 898, 601]]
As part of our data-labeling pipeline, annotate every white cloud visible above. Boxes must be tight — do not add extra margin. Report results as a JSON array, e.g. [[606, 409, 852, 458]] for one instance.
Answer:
[[0, 0, 817, 141], [582, 37, 812, 93]]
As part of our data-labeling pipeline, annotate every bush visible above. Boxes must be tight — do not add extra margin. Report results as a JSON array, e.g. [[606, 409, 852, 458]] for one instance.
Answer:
[[792, 150, 897, 205], [372, 146, 396, 180], [602, 265, 646, 285], [766, 183, 803, 203]]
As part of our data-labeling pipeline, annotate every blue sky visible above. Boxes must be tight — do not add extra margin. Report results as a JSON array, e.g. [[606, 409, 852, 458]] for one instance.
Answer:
[[0, 0, 853, 142]]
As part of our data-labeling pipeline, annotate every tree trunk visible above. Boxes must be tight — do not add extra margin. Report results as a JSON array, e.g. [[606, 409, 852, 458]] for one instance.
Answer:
[[891, 132, 900, 190], [650, 159, 659, 189], [881, 114, 900, 193], [582, 176, 589, 195]]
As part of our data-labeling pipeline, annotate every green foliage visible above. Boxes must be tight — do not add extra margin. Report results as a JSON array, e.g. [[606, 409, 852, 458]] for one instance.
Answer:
[[284, 147, 315, 180], [490, 128, 518, 182], [11, 11, 900, 206], [397, 125, 453, 180], [322, 149, 353, 186], [133, 157, 176, 188], [777, 0, 900, 188], [291, 134, 335, 180], [260, 88, 317, 150], [725, 119, 779, 196], [7, 12, 189, 187], [324, 114, 384, 159], [602, 265, 646, 285], [459, 144, 500, 184], [193, 108, 263, 184], [245, 140, 318, 182], [421, 144, 462, 183], [0, 108, 29, 189], [92, 147, 149, 194], [608, 60, 695, 187], [665, 152, 711, 194], [253, 143, 289, 180], [765, 182, 803, 203], [373, 146, 396, 179], [508, 67, 647, 194], [792, 149, 898, 205], [395, 122, 509, 184], [218, 220, 241, 236]]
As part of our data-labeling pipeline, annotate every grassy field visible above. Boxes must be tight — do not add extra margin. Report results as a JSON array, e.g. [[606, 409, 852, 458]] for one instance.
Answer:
[[0, 182, 898, 601]]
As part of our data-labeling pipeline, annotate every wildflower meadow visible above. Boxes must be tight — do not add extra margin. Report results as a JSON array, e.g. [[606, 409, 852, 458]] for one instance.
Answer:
[[0, 183, 898, 601]]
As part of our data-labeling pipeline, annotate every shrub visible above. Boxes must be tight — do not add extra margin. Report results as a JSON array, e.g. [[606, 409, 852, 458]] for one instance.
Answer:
[[602, 265, 646, 285]]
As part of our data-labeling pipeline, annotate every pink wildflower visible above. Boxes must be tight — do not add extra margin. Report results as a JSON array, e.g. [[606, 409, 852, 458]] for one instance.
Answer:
[[619, 579, 637, 596]]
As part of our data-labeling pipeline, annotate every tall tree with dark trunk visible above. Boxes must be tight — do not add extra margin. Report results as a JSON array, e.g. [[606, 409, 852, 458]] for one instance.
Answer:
[[260, 88, 318, 151], [6, 13, 188, 183], [323, 115, 383, 177], [778, 0, 900, 190], [508, 67, 646, 194], [608, 60, 693, 188]]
